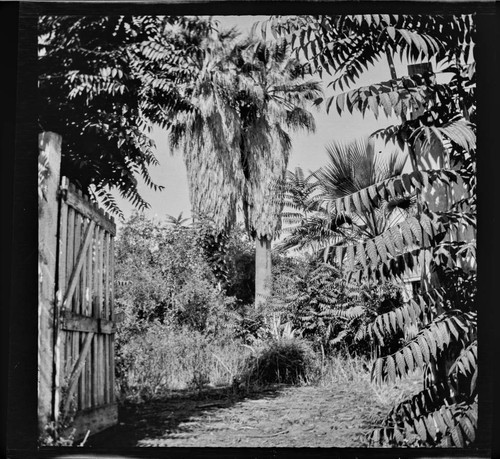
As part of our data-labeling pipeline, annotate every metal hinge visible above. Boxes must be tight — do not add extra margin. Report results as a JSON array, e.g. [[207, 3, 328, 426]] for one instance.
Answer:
[[57, 176, 69, 201]]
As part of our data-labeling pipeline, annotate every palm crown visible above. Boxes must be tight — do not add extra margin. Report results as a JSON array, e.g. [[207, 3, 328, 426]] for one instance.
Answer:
[[279, 137, 411, 254]]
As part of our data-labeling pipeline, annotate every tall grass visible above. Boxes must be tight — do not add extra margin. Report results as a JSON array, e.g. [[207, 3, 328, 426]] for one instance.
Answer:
[[117, 322, 422, 411], [317, 354, 371, 386], [318, 354, 422, 410], [117, 324, 252, 400]]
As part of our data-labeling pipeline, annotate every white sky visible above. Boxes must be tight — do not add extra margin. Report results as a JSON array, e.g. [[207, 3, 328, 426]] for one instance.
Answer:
[[113, 15, 434, 224]]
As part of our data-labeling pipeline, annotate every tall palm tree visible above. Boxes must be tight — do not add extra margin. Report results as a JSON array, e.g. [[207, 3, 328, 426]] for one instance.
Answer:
[[158, 22, 321, 308], [233, 38, 321, 308]]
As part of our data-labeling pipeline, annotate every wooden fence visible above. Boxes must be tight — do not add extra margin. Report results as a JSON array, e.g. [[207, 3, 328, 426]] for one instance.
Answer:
[[39, 132, 120, 440]]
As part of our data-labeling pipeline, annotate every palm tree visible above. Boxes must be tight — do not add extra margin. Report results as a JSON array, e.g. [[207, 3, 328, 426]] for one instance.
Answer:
[[279, 137, 411, 256], [233, 38, 321, 308], [159, 24, 321, 308], [316, 137, 411, 239]]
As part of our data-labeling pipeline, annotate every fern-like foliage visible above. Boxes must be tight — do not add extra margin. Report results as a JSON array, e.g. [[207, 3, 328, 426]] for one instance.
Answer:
[[371, 311, 475, 385], [356, 288, 446, 343], [324, 168, 462, 215], [268, 13, 477, 448], [370, 396, 477, 447]]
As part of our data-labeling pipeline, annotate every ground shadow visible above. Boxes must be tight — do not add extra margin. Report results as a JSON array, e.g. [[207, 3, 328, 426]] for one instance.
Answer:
[[86, 384, 287, 448]]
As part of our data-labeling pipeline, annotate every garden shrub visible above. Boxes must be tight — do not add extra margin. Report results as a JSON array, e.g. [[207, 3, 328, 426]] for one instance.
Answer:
[[117, 323, 250, 399], [115, 212, 234, 332], [113, 213, 277, 400], [239, 336, 319, 388], [116, 320, 257, 400], [232, 304, 266, 344], [272, 257, 405, 358], [223, 224, 255, 306]]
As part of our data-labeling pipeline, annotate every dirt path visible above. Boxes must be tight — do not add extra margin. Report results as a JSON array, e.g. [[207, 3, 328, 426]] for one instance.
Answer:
[[88, 384, 385, 448]]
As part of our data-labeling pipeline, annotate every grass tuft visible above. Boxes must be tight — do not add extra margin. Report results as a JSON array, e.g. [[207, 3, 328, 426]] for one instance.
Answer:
[[238, 337, 319, 389]]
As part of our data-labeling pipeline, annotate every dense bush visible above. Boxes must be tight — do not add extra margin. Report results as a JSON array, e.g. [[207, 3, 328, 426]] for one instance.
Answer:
[[115, 212, 241, 334], [271, 256, 405, 358], [239, 337, 319, 387], [223, 225, 255, 306], [117, 323, 252, 400], [113, 213, 408, 401], [114, 213, 244, 395]]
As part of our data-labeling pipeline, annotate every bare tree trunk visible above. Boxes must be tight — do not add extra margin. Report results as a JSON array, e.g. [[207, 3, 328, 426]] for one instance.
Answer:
[[254, 235, 272, 310]]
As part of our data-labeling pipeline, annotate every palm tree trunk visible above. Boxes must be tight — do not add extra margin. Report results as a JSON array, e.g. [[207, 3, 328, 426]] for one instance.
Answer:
[[255, 235, 272, 310]]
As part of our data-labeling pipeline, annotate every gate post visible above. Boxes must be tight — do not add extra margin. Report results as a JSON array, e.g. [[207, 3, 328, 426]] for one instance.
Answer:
[[38, 132, 62, 433]]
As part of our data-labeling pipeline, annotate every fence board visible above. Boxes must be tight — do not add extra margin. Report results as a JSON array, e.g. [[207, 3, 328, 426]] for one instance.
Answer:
[[62, 220, 96, 311], [66, 206, 75, 383], [108, 238, 116, 403], [67, 404, 118, 441], [103, 232, 110, 404], [54, 182, 69, 421], [63, 331, 95, 417], [78, 216, 87, 410], [61, 312, 118, 334], [95, 225, 102, 406], [38, 132, 62, 432], [45, 174, 118, 439], [72, 210, 81, 410], [65, 187, 116, 236]]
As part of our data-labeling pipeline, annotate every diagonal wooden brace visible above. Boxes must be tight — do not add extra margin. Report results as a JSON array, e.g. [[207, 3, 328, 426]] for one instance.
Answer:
[[61, 220, 95, 310], [62, 331, 95, 417]]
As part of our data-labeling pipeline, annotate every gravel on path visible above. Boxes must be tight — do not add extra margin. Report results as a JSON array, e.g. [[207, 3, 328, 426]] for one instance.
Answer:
[[88, 383, 385, 448]]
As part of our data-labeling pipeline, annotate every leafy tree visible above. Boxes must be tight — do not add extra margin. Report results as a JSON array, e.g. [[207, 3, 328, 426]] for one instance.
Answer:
[[266, 14, 477, 447], [269, 254, 406, 359], [115, 212, 235, 335], [141, 22, 322, 308], [38, 15, 209, 217]]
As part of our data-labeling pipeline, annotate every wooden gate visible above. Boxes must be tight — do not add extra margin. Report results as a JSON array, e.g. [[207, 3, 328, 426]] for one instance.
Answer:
[[53, 176, 119, 438]]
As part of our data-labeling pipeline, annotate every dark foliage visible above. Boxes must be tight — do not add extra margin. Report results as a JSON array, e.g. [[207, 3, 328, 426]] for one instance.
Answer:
[[38, 16, 211, 216], [240, 338, 318, 386]]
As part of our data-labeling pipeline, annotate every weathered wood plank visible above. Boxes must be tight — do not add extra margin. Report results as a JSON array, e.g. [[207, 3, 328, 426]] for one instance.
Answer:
[[76, 213, 85, 410], [75, 212, 85, 411], [64, 185, 116, 236], [62, 219, 96, 311], [110, 236, 115, 321], [110, 335, 116, 404], [78, 218, 88, 410], [103, 232, 110, 404], [96, 226, 104, 406], [61, 311, 96, 333], [38, 132, 62, 431], [84, 221, 93, 410], [103, 232, 109, 320], [65, 206, 75, 381], [74, 203, 84, 316], [54, 179, 69, 421], [63, 331, 94, 417], [64, 403, 118, 442], [109, 236, 116, 403], [104, 335, 109, 404], [61, 314, 118, 334], [92, 333, 97, 408], [90, 226, 99, 407]]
